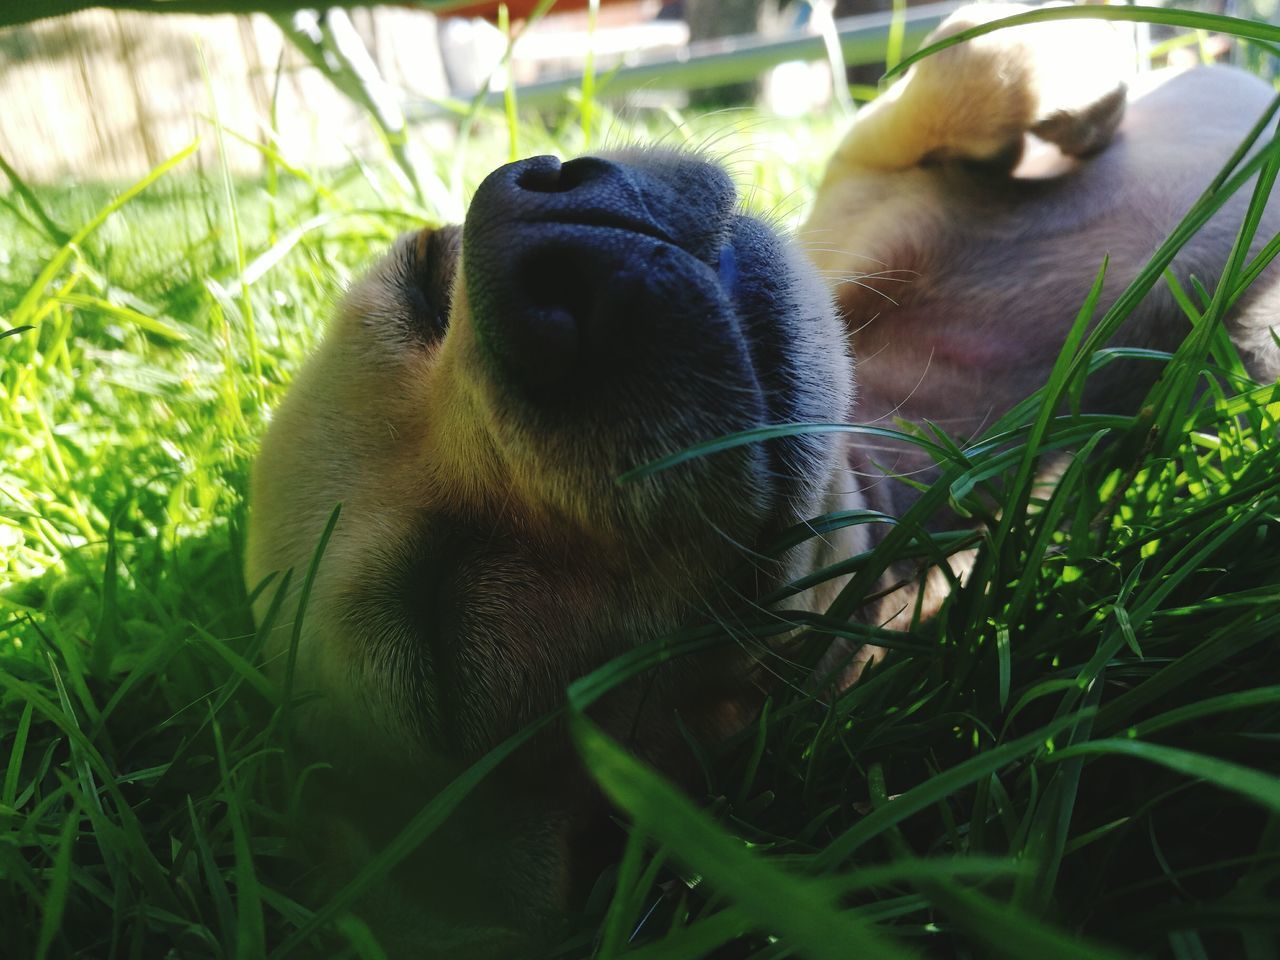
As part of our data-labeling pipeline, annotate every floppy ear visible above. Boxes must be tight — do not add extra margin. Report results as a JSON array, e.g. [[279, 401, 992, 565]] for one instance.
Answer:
[[826, 2, 1130, 174]]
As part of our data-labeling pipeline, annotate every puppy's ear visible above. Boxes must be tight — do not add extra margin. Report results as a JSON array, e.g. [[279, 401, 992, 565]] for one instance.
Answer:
[[1030, 82, 1127, 159], [828, 2, 1131, 173]]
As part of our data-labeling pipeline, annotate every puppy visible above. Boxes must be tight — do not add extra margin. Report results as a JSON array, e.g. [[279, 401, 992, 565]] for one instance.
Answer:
[[248, 149, 864, 949], [246, 5, 1280, 951]]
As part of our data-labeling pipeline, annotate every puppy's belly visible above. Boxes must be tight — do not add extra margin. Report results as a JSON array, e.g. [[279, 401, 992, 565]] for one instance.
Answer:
[[852, 300, 1057, 421]]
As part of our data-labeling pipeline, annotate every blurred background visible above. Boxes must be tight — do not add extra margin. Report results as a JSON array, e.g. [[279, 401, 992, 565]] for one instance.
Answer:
[[1, 0, 1272, 190]]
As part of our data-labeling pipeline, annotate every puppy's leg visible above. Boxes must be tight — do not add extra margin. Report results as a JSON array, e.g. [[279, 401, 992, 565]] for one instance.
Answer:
[[830, 3, 1132, 174]]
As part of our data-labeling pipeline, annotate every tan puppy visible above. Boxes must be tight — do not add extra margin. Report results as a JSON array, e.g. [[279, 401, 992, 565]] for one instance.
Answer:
[[246, 5, 1280, 950]]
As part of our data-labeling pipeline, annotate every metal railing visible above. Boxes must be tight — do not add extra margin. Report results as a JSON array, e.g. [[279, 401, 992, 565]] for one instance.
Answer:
[[405, 1, 967, 121]]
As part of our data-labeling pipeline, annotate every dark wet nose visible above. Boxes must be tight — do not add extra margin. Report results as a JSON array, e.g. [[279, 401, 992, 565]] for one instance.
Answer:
[[463, 154, 735, 393]]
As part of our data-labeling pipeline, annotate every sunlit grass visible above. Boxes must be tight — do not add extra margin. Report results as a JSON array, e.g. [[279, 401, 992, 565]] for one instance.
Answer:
[[3, 5, 1280, 956], [0, 99, 846, 958]]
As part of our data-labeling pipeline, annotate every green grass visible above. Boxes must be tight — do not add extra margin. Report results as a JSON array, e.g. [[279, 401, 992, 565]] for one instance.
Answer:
[[5, 7, 1280, 958]]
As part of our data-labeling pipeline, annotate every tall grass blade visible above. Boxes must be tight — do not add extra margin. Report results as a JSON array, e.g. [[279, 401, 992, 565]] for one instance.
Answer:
[[573, 716, 918, 960]]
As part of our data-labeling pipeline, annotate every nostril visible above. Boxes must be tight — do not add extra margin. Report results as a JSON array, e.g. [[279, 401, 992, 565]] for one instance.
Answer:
[[515, 158, 564, 193], [515, 156, 611, 195], [555, 157, 609, 191]]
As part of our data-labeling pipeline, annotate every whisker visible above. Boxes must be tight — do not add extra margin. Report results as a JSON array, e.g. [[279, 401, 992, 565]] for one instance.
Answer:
[[864, 348, 935, 426]]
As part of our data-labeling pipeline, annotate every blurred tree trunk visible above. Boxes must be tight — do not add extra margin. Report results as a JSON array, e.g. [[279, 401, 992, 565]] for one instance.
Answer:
[[684, 0, 769, 103]]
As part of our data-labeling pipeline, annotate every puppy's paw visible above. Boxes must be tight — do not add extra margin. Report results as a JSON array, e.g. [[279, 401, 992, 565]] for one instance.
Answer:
[[924, 2, 1132, 160], [1030, 81, 1127, 157], [832, 3, 1132, 172]]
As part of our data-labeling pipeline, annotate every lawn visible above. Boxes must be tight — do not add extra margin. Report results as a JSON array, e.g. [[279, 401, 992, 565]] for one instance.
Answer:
[[3, 11, 1280, 960]]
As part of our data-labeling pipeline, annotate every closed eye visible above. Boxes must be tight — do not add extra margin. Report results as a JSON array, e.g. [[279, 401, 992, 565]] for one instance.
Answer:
[[404, 223, 462, 344]]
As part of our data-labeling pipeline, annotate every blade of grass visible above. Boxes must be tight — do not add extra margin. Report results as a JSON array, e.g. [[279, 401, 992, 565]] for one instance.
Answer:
[[0, 149, 69, 246], [198, 43, 264, 409], [886, 5, 1280, 81], [814, 711, 1090, 870], [1128, 686, 1280, 738], [211, 712, 265, 960], [9, 140, 198, 329], [34, 802, 79, 960], [1048, 740, 1280, 815], [187, 795, 237, 955], [572, 716, 919, 960], [281, 504, 341, 736], [581, 0, 601, 150]]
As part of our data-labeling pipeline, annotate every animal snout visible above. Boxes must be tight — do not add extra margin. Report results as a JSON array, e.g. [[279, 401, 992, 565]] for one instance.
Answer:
[[462, 153, 737, 394]]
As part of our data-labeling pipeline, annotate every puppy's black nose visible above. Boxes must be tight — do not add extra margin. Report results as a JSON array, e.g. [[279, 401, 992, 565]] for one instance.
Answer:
[[462, 154, 735, 394]]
